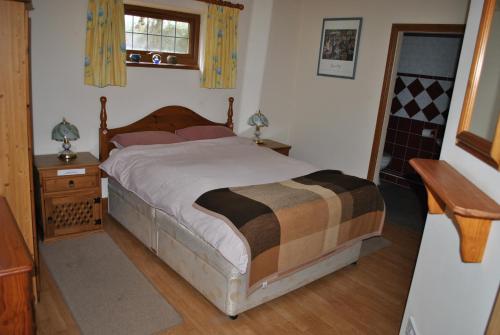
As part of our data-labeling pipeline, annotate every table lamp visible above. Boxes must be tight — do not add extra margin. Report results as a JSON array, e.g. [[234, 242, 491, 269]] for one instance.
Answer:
[[247, 110, 269, 144], [52, 118, 80, 161]]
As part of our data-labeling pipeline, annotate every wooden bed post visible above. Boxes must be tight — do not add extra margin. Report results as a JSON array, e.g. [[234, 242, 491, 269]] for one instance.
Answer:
[[226, 97, 234, 130], [99, 96, 108, 162]]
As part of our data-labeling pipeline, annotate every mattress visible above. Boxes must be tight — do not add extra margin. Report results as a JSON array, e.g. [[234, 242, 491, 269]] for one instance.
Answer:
[[100, 136, 318, 273]]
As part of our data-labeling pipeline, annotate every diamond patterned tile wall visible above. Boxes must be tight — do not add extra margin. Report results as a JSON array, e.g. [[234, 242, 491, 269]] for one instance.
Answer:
[[391, 74, 454, 125]]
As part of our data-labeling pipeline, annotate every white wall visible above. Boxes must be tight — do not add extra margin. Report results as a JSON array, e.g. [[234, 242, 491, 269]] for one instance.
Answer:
[[236, 0, 274, 133], [30, 0, 273, 157], [259, 0, 303, 143], [401, 1, 500, 334], [261, 0, 468, 177]]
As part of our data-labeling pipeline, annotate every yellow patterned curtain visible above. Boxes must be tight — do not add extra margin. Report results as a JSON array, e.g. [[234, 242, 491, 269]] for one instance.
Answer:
[[84, 0, 127, 87], [201, 4, 239, 89]]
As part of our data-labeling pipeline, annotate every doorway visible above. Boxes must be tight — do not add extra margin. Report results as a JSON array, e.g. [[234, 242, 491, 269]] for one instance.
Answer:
[[368, 24, 465, 229]]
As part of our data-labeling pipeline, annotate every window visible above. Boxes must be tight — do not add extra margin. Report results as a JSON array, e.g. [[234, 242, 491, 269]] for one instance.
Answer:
[[124, 5, 200, 69]]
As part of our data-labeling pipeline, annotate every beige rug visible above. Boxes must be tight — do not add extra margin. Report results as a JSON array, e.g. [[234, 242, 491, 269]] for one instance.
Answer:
[[40, 232, 182, 335]]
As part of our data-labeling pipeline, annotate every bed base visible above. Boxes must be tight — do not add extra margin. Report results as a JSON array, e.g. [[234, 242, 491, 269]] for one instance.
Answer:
[[108, 178, 362, 316]]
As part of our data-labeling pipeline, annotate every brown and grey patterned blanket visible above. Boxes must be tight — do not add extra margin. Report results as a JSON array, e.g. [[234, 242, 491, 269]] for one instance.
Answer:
[[194, 170, 385, 292]]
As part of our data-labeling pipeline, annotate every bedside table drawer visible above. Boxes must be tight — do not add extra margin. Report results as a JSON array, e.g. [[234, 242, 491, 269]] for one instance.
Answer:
[[44, 175, 99, 193], [40, 166, 100, 179]]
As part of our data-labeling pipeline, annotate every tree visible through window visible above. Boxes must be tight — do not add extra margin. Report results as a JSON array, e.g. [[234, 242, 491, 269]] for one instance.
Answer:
[[124, 5, 200, 68]]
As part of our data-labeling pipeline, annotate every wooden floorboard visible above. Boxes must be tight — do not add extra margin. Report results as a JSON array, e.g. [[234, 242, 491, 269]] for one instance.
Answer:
[[35, 214, 421, 334]]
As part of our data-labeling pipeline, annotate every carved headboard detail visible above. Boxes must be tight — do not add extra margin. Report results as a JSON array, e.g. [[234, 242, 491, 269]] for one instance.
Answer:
[[98, 96, 234, 162]]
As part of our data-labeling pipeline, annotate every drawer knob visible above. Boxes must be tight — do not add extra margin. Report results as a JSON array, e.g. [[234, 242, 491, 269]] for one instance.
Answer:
[[68, 180, 75, 188]]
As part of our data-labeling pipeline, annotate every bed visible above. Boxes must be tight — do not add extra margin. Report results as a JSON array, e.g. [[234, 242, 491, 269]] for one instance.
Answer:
[[98, 96, 385, 318]]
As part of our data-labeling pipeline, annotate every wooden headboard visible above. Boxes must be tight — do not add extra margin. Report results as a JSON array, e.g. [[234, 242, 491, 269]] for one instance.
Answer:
[[99, 96, 234, 162]]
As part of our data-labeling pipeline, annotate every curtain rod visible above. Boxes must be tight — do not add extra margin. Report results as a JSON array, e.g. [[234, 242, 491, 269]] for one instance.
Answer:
[[195, 0, 244, 10]]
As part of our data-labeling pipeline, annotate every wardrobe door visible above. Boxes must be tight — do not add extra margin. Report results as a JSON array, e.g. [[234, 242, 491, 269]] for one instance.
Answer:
[[0, 1, 36, 262]]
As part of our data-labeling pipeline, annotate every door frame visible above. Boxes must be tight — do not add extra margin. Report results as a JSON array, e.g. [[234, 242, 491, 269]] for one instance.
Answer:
[[366, 24, 465, 181]]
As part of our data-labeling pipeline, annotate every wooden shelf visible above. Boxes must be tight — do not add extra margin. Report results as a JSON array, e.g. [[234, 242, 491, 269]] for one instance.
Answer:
[[410, 159, 500, 262]]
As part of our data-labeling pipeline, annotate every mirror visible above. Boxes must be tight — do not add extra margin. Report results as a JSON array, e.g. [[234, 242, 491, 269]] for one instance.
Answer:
[[457, 0, 500, 169]]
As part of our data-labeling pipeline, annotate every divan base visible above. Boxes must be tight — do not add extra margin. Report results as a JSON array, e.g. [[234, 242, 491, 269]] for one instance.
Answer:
[[108, 178, 361, 316]]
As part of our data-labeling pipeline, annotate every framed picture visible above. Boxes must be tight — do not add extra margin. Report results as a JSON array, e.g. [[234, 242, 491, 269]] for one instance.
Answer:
[[317, 17, 362, 79]]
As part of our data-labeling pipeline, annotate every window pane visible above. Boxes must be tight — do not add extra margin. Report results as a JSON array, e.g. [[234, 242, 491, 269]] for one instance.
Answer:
[[176, 22, 189, 38], [148, 35, 161, 51], [133, 33, 147, 50], [133, 16, 147, 33], [162, 20, 175, 36], [161, 37, 175, 52], [148, 18, 162, 35], [125, 32, 133, 49], [175, 38, 189, 54], [125, 15, 133, 32]]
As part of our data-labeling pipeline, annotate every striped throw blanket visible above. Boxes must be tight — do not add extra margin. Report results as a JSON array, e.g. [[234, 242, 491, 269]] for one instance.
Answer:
[[194, 170, 385, 292]]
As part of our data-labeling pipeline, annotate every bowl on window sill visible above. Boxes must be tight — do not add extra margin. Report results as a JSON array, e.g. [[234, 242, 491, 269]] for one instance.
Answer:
[[166, 55, 177, 64], [129, 54, 141, 62], [152, 54, 161, 64]]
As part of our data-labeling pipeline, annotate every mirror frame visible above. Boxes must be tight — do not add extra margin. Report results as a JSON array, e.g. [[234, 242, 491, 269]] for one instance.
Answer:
[[457, 0, 500, 169]]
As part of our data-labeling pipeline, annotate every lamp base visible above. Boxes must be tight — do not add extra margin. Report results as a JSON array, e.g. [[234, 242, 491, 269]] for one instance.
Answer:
[[57, 137, 77, 161], [58, 150, 77, 161], [254, 126, 263, 144]]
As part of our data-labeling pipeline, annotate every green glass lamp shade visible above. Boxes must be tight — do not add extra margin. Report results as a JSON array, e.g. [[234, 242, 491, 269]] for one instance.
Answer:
[[52, 118, 80, 161], [247, 110, 269, 127], [247, 111, 269, 144], [52, 118, 80, 141]]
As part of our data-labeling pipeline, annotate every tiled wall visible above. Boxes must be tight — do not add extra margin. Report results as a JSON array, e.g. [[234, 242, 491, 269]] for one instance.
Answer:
[[380, 114, 445, 187], [391, 74, 454, 125], [379, 33, 462, 188]]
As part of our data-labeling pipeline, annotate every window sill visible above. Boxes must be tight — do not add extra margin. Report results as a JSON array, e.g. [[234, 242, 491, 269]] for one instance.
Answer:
[[126, 61, 199, 70]]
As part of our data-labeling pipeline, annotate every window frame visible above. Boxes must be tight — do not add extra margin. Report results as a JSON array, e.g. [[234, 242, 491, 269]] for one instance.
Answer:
[[124, 5, 200, 69]]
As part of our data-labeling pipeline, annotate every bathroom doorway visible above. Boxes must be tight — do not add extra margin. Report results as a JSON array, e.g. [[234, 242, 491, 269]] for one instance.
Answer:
[[367, 24, 464, 229]]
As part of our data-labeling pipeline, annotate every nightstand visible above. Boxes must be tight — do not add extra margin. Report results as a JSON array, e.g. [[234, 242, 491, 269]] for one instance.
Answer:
[[34, 152, 102, 241], [258, 139, 291, 156]]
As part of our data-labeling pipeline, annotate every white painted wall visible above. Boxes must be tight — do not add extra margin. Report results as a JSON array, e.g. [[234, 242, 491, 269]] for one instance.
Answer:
[[401, 1, 500, 334], [236, 0, 274, 134], [259, 0, 303, 143], [30, 0, 274, 157], [261, 0, 468, 177]]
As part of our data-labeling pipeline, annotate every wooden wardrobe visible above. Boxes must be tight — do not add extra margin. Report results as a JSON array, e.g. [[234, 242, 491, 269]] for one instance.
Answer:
[[0, 0, 37, 290]]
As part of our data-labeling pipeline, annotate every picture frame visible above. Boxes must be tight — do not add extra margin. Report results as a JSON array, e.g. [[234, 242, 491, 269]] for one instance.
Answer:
[[317, 17, 363, 79]]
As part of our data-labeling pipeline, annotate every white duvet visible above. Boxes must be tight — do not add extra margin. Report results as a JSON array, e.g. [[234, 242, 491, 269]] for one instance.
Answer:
[[100, 136, 318, 273]]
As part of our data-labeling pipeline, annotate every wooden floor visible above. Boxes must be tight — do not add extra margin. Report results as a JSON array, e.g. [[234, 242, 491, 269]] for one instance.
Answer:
[[35, 215, 422, 335]]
